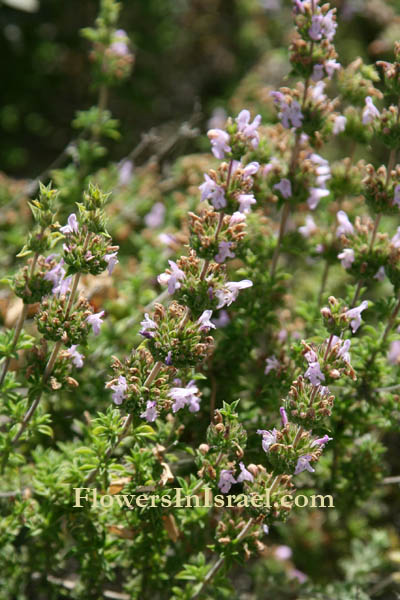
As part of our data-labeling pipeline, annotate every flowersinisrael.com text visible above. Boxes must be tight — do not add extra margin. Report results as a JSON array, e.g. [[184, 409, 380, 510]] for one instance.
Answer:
[[73, 487, 334, 510]]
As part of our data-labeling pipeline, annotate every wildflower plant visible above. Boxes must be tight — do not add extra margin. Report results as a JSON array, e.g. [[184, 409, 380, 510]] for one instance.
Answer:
[[1, 0, 400, 599]]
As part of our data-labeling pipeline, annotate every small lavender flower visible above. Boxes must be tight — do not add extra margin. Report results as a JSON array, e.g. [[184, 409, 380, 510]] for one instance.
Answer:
[[264, 355, 280, 375], [336, 210, 354, 237], [332, 114, 347, 135], [110, 29, 130, 56], [299, 215, 317, 238], [144, 202, 166, 228], [338, 248, 355, 269], [345, 300, 368, 333], [307, 187, 329, 210], [325, 59, 341, 78], [275, 545, 292, 560], [308, 11, 337, 42], [215, 279, 253, 309], [310, 435, 333, 448], [104, 252, 119, 275], [393, 184, 400, 208], [374, 266, 386, 281], [86, 310, 105, 336], [140, 400, 158, 422], [262, 524, 270, 535], [60, 213, 79, 235], [118, 159, 133, 186], [140, 313, 158, 338], [44, 259, 66, 289], [53, 275, 72, 296], [157, 260, 186, 294], [294, 454, 315, 475], [168, 381, 200, 413], [229, 211, 246, 225], [212, 310, 230, 328], [280, 407, 288, 427], [242, 161, 260, 176], [312, 64, 324, 82], [273, 178, 292, 198], [304, 361, 325, 386], [218, 469, 237, 493], [215, 241, 235, 263], [67, 345, 84, 368], [110, 375, 127, 406], [236, 109, 262, 148], [257, 428, 278, 453], [388, 340, 400, 365], [362, 96, 380, 124], [207, 128, 231, 159], [237, 193, 256, 213], [337, 339, 351, 363], [197, 310, 216, 331], [165, 351, 173, 366], [237, 462, 254, 483], [199, 174, 226, 209], [310, 153, 331, 188], [391, 227, 400, 248], [270, 92, 303, 129]]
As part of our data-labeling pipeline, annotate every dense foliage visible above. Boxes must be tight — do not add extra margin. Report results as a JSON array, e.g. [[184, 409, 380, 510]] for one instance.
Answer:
[[1, 1, 400, 599]]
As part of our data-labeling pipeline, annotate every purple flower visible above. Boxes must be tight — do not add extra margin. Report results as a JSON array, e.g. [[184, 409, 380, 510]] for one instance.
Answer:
[[333, 114, 347, 135], [391, 227, 400, 248], [336, 210, 354, 237], [215, 279, 253, 309], [237, 193, 256, 213], [312, 64, 325, 82], [307, 187, 329, 210], [110, 29, 130, 56], [229, 211, 246, 225], [67, 345, 84, 368], [309, 11, 337, 42], [299, 215, 317, 238], [110, 375, 127, 406], [140, 313, 158, 338], [60, 213, 79, 235], [236, 109, 262, 148], [337, 339, 351, 363], [262, 523, 270, 535], [237, 462, 254, 483], [242, 161, 260, 176], [165, 351, 173, 366], [275, 545, 292, 560], [218, 469, 236, 493], [199, 174, 226, 209], [325, 59, 341, 78], [257, 428, 278, 453], [157, 260, 186, 294], [212, 310, 230, 328], [310, 81, 327, 103], [310, 435, 333, 448], [86, 310, 105, 336], [294, 454, 315, 475], [304, 361, 325, 386], [338, 248, 355, 269], [270, 92, 303, 129], [280, 407, 288, 427], [374, 266, 386, 282], [310, 153, 331, 187], [168, 381, 200, 413], [215, 241, 235, 263], [273, 178, 292, 199], [393, 184, 400, 208], [264, 355, 280, 375], [144, 202, 166, 228], [44, 259, 66, 289], [207, 128, 231, 159], [362, 96, 380, 124], [197, 310, 216, 331], [53, 275, 72, 297], [345, 300, 368, 333], [388, 340, 400, 365], [140, 400, 158, 422], [104, 252, 119, 275]]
